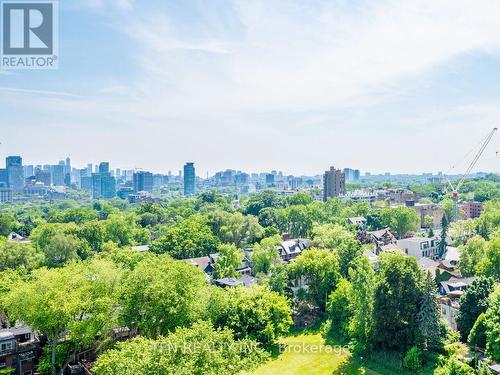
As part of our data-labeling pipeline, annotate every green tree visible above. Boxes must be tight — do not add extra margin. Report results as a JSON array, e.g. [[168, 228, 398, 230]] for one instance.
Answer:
[[214, 243, 243, 279], [288, 248, 340, 310], [266, 265, 289, 295], [468, 312, 487, 350], [119, 255, 207, 337], [372, 252, 423, 350], [0, 241, 44, 272], [250, 235, 281, 275], [477, 237, 500, 279], [43, 233, 88, 267], [206, 285, 292, 345], [438, 214, 449, 258], [151, 215, 220, 259], [434, 356, 474, 375], [348, 255, 375, 353], [456, 276, 495, 341], [77, 221, 105, 252], [484, 284, 500, 361], [458, 236, 486, 276], [243, 191, 283, 216], [380, 207, 419, 239], [93, 321, 268, 375], [3, 260, 122, 375], [0, 214, 15, 237], [417, 272, 441, 350], [326, 278, 353, 339], [312, 223, 362, 277], [208, 211, 264, 247]]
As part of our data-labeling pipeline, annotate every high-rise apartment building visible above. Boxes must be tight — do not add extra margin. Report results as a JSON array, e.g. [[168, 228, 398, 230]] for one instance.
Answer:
[[0, 169, 8, 187], [51, 164, 65, 186], [23, 165, 34, 178], [323, 166, 345, 201], [183, 162, 195, 196], [35, 169, 51, 186], [92, 162, 116, 199], [6, 156, 24, 192], [133, 171, 153, 193]]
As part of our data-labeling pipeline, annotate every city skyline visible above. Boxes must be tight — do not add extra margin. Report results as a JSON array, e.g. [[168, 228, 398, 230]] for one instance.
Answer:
[[1, 1, 500, 175], [0, 153, 497, 178]]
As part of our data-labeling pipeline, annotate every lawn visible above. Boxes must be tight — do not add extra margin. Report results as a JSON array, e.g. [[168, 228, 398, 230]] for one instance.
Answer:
[[245, 332, 383, 375]]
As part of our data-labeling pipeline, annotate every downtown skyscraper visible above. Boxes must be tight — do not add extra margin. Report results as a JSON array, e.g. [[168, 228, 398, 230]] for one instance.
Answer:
[[183, 162, 195, 196]]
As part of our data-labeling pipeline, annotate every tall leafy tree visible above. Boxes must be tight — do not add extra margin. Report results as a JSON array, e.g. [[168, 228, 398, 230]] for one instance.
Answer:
[[3, 260, 122, 375], [381, 207, 419, 239], [458, 236, 486, 276], [0, 241, 44, 272], [214, 243, 243, 279], [288, 248, 340, 310], [417, 272, 441, 350], [477, 237, 500, 279], [119, 255, 207, 337], [206, 285, 292, 345], [312, 223, 362, 277], [326, 278, 353, 339], [250, 235, 281, 275], [456, 276, 495, 341], [484, 284, 500, 361], [151, 215, 220, 259], [93, 321, 268, 375], [438, 214, 449, 258], [372, 252, 423, 350], [348, 255, 375, 353]]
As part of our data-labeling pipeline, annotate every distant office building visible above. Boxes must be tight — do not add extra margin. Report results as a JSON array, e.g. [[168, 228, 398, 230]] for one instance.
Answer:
[[153, 174, 168, 188], [87, 164, 93, 175], [265, 174, 275, 185], [353, 169, 360, 181], [23, 165, 34, 178], [6, 156, 24, 192], [51, 164, 65, 186], [183, 162, 196, 196], [323, 166, 345, 201], [65, 157, 71, 174], [133, 171, 153, 193], [343, 168, 361, 182], [0, 169, 8, 187], [35, 169, 51, 186], [117, 187, 134, 200], [98, 162, 109, 173], [92, 170, 116, 199]]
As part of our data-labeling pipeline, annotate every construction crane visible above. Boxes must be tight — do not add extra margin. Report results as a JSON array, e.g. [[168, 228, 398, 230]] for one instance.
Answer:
[[445, 127, 497, 222]]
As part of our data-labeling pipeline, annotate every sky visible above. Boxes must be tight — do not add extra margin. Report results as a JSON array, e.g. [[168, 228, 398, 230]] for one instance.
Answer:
[[1, 0, 499, 176]]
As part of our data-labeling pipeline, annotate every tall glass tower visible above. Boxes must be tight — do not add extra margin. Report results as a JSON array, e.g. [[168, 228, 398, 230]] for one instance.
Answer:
[[183, 162, 195, 196]]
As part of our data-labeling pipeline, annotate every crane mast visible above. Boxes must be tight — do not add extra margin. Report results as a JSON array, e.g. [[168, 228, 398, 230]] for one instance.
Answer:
[[449, 127, 497, 222]]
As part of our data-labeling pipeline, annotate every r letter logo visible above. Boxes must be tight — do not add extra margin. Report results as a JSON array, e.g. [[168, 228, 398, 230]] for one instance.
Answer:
[[1, 1, 58, 69]]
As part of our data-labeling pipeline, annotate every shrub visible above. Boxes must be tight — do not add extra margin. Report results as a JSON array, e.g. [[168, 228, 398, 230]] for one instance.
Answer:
[[403, 346, 422, 373]]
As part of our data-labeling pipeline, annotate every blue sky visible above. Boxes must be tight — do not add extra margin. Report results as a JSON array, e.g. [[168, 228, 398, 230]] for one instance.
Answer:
[[1, 0, 499, 176]]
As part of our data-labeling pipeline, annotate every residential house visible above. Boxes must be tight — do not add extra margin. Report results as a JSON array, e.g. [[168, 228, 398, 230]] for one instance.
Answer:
[[347, 216, 367, 228], [214, 274, 257, 288], [438, 277, 476, 330], [397, 236, 441, 260], [184, 253, 252, 277], [357, 227, 397, 254], [279, 239, 310, 262], [0, 326, 40, 375]]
